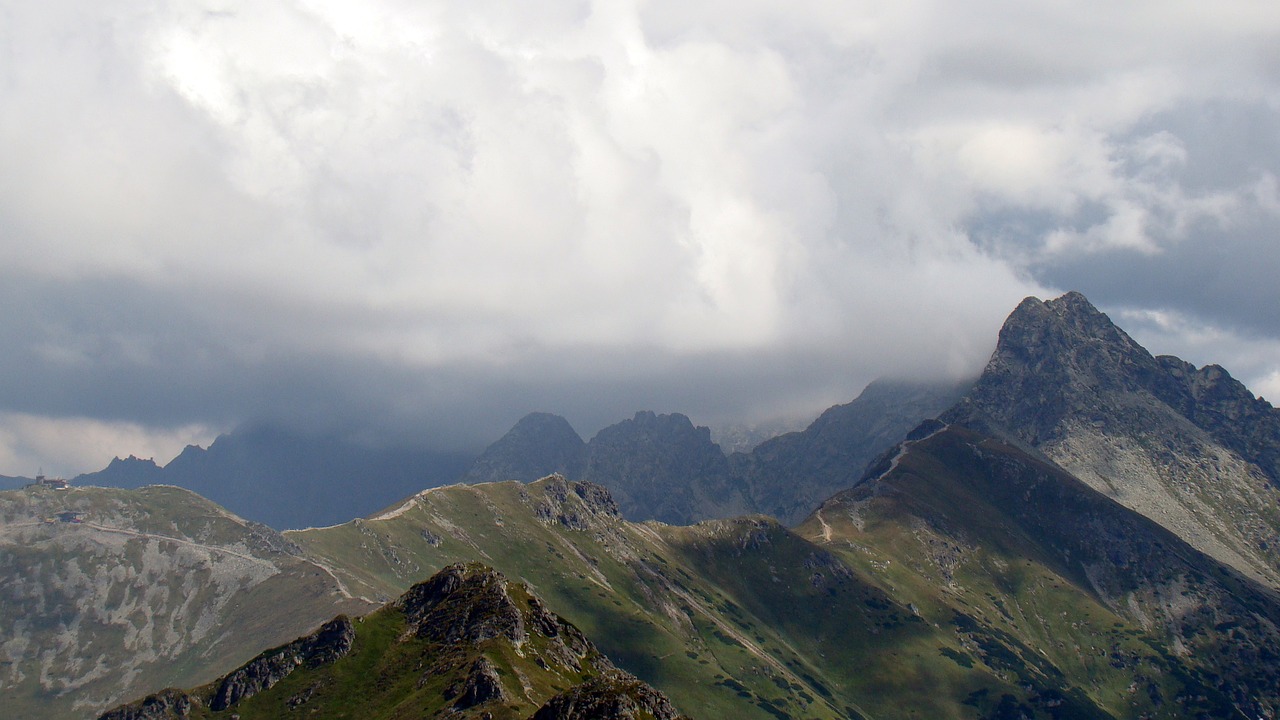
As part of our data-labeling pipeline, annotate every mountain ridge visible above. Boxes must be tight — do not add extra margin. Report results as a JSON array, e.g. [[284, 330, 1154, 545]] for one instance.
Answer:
[[99, 562, 690, 720], [945, 291, 1280, 588]]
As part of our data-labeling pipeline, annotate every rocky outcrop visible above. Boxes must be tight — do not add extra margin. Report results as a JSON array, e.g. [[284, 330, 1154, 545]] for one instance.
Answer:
[[398, 564, 527, 645], [447, 656, 507, 709], [96, 689, 195, 720], [209, 615, 355, 710], [1155, 357, 1280, 485], [530, 671, 691, 720], [532, 475, 621, 530]]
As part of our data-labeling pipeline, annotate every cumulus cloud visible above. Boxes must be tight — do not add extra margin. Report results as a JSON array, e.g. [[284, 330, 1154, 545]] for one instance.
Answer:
[[0, 0, 1277, 473]]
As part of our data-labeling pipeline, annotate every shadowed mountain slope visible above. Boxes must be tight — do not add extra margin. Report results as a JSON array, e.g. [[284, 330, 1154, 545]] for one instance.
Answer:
[[732, 378, 971, 525], [75, 424, 473, 530]]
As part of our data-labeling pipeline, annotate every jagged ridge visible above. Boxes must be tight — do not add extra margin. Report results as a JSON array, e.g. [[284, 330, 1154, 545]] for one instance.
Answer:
[[99, 562, 688, 720]]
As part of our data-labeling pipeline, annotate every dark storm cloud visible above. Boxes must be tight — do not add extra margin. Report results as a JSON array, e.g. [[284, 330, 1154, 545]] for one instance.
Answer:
[[970, 99, 1280, 339], [1034, 208, 1280, 340]]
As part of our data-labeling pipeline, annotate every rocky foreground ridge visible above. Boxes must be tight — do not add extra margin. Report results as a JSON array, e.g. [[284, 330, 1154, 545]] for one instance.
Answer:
[[100, 562, 688, 720]]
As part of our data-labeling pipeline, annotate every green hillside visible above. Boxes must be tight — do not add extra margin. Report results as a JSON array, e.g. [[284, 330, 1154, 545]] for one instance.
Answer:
[[798, 424, 1280, 718], [100, 562, 689, 720], [288, 468, 1273, 719]]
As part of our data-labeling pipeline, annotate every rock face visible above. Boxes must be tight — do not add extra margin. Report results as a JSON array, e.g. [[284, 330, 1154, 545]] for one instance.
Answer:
[[398, 564, 529, 645], [532, 474, 622, 530], [208, 616, 355, 710], [531, 671, 692, 720], [947, 291, 1280, 588], [96, 689, 193, 720]]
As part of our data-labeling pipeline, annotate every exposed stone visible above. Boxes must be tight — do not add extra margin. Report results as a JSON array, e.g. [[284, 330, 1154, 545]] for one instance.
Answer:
[[945, 291, 1280, 588], [209, 615, 355, 710], [96, 689, 196, 720], [448, 657, 507, 709], [397, 563, 526, 645], [529, 671, 691, 720]]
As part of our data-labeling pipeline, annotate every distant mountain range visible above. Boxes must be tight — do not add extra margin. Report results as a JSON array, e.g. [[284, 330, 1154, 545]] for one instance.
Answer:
[[71, 425, 474, 530], [60, 376, 961, 531], [6, 290, 1280, 719], [463, 378, 969, 525]]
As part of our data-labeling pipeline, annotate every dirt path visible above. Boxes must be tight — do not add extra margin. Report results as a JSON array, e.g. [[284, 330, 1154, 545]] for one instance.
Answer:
[[816, 510, 833, 542]]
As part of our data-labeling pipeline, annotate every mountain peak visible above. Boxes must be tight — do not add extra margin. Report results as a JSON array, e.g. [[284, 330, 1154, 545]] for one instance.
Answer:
[[397, 562, 531, 645], [1002, 291, 1134, 349], [463, 413, 586, 484], [1047, 289, 1098, 312]]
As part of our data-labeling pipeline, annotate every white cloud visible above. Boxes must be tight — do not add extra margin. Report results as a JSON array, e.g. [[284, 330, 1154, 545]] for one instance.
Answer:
[[0, 414, 216, 478], [1256, 371, 1280, 405], [0, 0, 1278, 471], [1117, 307, 1280, 404]]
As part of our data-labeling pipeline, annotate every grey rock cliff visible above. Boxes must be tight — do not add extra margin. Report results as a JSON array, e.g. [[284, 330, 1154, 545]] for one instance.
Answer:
[[946, 291, 1280, 587], [209, 615, 355, 710]]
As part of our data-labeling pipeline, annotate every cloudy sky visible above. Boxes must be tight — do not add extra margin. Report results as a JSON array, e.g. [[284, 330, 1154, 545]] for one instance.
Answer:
[[2, 0, 1279, 476]]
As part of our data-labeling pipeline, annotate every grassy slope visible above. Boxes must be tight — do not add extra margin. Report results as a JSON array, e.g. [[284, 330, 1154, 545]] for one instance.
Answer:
[[798, 426, 1276, 719], [164, 584, 606, 720], [293, 475, 1212, 719], [292, 479, 845, 720]]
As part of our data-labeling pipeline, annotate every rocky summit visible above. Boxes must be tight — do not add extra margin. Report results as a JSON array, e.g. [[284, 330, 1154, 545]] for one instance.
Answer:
[[948, 291, 1280, 588], [99, 562, 689, 720]]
